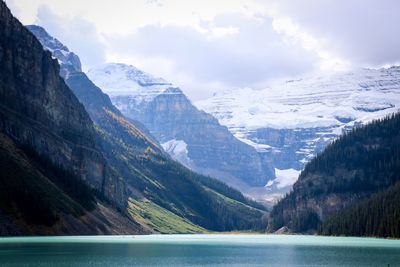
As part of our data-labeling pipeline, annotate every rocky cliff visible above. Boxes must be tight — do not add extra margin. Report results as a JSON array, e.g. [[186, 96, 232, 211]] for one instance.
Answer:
[[0, 1, 148, 235], [0, 2, 127, 208]]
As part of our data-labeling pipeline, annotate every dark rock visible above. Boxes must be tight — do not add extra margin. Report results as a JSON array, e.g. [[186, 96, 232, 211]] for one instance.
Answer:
[[0, 2, 125, 208]]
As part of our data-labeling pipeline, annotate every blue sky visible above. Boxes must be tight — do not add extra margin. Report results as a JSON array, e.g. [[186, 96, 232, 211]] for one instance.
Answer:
[[6, 0, 400, 100]]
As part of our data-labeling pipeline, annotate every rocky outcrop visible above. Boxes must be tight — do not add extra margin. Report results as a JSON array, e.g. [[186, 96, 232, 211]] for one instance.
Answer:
[[251, 126, 340, 170], [137, 91, 273, 186], [0, 2, 127, 208], [88, 64, 275, 187]]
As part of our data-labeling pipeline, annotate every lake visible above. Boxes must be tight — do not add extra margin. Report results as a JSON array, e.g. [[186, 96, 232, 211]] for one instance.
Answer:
[[0, 234, 399, 266]]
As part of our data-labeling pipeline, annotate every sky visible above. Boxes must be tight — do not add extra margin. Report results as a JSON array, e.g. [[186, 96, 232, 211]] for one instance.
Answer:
[[5, 0, 400, 100]]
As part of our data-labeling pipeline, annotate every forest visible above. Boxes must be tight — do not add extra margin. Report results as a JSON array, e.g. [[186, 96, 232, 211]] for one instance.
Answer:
[[269, 112, 400, 237]]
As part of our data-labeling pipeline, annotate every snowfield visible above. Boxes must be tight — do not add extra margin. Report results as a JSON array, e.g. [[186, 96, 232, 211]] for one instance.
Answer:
[[87, 63, 180, 103], [196, 67, 400, 131], [196, 67, 400, 173]]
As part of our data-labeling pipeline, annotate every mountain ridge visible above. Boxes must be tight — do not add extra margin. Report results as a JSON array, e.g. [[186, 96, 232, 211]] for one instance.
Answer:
[[87, 63, 275, 190], [0, 1, 144, 234]]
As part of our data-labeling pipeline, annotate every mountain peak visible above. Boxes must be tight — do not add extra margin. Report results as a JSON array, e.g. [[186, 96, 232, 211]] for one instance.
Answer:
[[94, 62, 170, 86], [26, 25, 82, 73], [87, 63, 181, 103]]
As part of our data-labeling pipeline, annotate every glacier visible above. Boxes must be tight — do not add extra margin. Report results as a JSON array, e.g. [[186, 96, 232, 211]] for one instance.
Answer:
[[196, 67, 400, 185]]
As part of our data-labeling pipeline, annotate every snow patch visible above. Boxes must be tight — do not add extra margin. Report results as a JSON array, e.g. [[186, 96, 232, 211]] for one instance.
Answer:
[[161, 139, 193, 168], [266, 168, 301, 190], [237, 138, 272, 152]]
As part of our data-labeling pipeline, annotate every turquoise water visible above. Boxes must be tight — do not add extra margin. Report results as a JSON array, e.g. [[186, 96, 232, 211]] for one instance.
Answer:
[[0, 235, 399, 266]]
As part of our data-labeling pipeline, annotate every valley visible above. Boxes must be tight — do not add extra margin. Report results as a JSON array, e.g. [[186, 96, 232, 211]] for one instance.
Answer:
[[0, 0, 399, 241]]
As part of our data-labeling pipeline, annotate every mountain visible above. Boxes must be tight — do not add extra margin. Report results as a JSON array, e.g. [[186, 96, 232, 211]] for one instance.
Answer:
[[196, 68, 400, 196], [0, 1, 144, 235], [87, 63, 275, 191], [268, 113, 400, 237], [27, 23, 267, 233]]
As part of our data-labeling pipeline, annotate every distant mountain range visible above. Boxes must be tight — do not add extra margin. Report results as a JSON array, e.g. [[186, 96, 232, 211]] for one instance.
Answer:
[[196, 69, 400, 195], [87, 62, 400, 204], [84, 55, 400, 204], [87, 63, 275, 190]]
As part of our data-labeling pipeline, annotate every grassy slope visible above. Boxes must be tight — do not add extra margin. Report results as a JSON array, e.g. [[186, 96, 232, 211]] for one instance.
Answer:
[[126, 186, 266, 234], [128, 198, 206, 234]]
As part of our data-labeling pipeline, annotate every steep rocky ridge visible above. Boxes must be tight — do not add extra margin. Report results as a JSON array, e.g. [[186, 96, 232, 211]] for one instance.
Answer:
[[0, 1, 147, 234], [0, 2, 126, 208]]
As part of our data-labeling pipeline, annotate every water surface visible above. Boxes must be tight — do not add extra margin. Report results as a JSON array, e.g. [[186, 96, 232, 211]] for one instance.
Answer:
[[0, 234, 399, 266]]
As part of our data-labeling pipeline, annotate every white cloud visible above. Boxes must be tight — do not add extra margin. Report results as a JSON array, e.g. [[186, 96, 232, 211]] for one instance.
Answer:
[[105, 14, 317, 99], [4, 0, 21, 17], [7, 0, 265, 34], [35, 6, 106, 70], [267, 0, 400, 68], [271, 17, 350, 71], [6, 0, 400, 100]]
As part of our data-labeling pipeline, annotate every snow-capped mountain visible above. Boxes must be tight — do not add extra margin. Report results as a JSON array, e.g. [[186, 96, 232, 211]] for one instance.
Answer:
[[196, 67, 400, 192], [88, 63, 275, 189], [87, 63, 175, 101]]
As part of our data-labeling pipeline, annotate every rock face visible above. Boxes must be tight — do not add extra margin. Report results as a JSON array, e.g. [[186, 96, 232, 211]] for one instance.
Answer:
[[26, 25, 82, 73], [88, 63, 274, 187], [0, 3, 126, 208], [0, 2, 147, 235], [196, 68, 400, 192]]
